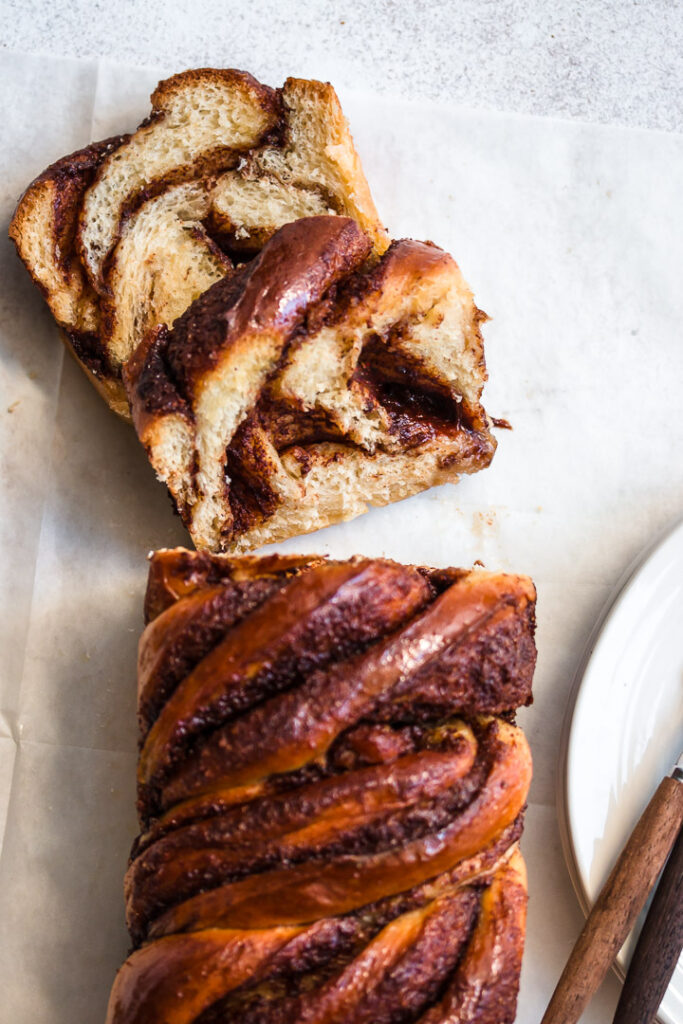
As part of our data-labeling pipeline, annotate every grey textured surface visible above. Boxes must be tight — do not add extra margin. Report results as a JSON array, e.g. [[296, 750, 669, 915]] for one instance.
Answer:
[[3, 0, 683, 132]]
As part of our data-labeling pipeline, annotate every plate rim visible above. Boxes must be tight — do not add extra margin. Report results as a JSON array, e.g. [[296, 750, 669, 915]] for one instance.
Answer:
[[557, 514, 683, 1016]]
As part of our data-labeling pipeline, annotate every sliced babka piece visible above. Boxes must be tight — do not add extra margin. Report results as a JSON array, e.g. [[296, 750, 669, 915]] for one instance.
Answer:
[[9, 69, 387, 416], [125, 215, 495, 552]]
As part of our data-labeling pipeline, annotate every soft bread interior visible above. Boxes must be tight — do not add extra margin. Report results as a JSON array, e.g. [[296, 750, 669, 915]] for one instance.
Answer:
[[191, 335, 288, 547], [123, 326, 198, 515], [125, 219, 495, 553], [143, 413, 197, 517], [255, 78, 389, 250], [210, 173, 332, 250], [235, 436, 491, 553], [78, 70, 279, 287], [273, 322, 389, 450], [273, 240, 488, 452], [102, 182, 231, 369]]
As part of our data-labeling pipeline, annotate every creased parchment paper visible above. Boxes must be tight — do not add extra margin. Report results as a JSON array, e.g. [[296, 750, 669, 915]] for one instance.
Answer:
[[2, 48, 683, 1024]]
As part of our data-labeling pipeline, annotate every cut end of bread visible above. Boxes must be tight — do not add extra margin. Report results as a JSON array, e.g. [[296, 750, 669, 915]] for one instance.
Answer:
[[125, 216, 496, 553], [209, 173, 333, 252], [78, 70, 281, 289], [11, 68, 387, 420], [101, 181, 232, 370], [9, 137, 124, 329], [232, 434, 496, 552]]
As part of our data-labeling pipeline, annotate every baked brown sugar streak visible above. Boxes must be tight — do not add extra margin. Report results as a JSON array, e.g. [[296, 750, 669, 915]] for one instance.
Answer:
[[9, 68, 387, 418], [124, 215, 496, 553], [106, 550, 536, 1024]]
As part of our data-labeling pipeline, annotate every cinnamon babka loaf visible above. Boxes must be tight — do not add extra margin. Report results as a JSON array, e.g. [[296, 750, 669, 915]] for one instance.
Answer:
[[124, 215, 496, 552], [9, 69, 387, 417], [106, 549, 536, 1024]]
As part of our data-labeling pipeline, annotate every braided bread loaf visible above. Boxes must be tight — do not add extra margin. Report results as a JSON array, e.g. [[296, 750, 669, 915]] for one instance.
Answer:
[[9, 70, 386, 417], [106, 548, 536, 1024], [124, 215, 495, 552]]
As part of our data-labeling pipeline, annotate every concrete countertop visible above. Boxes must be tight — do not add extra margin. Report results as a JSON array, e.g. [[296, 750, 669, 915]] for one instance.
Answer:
[[3, 0, 682, 132]]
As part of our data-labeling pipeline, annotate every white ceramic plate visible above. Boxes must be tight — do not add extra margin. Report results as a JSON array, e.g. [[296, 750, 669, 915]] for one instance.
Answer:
[[561, 518, 683, 1024]]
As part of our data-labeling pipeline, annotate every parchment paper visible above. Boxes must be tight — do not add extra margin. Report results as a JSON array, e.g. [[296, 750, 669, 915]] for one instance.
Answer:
[[2, 48, 683, 1023]]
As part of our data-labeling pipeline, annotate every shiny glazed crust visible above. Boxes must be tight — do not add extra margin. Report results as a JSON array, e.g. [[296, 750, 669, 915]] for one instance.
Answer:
[[8, 69, 387, 418], [124, 216, 496, 553], [106, 549, 536, 1024]]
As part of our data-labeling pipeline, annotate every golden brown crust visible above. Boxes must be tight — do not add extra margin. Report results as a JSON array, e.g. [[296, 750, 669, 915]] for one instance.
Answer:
[[163, 216, 372, 397], [8, 136, 124, 319], [141, 722, 530, 939], [417, 849, 528, 1024], [9, 139, 130, 415], [143, 547, 325, 623], [106, 551, 534, 1023], [280, 76, 388, 252], [107, 849, 527, 1024], [105, 925, 305, 1024], [149, 68, 278, 118], [59, 328, 131, 419]]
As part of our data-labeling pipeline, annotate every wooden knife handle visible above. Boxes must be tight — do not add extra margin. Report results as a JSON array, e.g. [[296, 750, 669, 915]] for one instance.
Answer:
[[612, 825, 683, 1024], [542, 775, 683, 1024]]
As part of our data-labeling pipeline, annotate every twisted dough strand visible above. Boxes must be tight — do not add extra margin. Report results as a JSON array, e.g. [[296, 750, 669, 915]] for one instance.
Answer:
[[106, 550, 536, 1024]]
